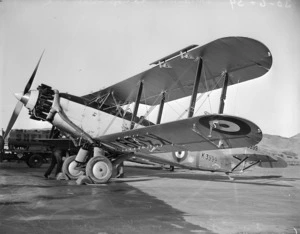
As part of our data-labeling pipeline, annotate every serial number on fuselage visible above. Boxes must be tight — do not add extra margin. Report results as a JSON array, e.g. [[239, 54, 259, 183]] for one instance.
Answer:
[[201, 152, 217, 163]]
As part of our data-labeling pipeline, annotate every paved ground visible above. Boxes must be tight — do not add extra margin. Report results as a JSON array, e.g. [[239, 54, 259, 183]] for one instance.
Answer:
[[0, 161, 299, 234]]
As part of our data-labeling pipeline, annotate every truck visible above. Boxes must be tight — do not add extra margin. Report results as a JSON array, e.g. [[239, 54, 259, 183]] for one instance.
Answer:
[[1, 129, 55, 168]]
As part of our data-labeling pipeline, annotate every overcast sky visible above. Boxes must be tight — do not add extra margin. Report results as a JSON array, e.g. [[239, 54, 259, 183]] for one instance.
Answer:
[[0, 0, 299, 138]]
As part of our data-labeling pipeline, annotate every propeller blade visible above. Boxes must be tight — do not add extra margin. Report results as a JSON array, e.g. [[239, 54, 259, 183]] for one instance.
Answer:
[[23, 50, 45, 94], [0, 129, 4, 150], [3, 101, 24, 139]]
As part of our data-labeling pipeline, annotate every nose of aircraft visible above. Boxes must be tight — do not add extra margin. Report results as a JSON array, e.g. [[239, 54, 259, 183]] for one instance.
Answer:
[[14, 90, 39, 111], [15, 92, 30, 106], [3, 51, 44, 140]]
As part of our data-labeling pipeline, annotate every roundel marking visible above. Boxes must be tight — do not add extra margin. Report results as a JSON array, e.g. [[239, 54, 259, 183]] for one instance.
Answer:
[[199, 116, 251, 136], [172, 151, 188, 163], [211, 120, 240, 132]]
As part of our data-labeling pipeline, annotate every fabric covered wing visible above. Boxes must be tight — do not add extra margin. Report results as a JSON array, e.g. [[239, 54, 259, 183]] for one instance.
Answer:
[[83, 37, 272, 106], [98, 114, 262, 154]]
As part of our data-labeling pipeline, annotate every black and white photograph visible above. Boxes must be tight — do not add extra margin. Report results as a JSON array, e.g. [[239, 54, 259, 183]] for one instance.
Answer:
[[0, 0, 299, 233]]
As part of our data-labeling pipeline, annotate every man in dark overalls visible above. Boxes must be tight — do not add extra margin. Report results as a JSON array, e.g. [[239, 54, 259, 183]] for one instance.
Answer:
[[44, 148, 63, 179]]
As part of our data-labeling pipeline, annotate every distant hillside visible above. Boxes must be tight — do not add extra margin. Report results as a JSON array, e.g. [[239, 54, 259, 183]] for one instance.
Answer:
[[291, 133, 300, 140], [258, 133, 300, 165]]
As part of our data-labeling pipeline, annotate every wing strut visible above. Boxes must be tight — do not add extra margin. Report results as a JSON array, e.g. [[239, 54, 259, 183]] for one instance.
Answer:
[[156, 92, 165, 124], [242, 160, 261, 171], [188, 57, 203, 118], [130, 81, 143, 129], [218, 72, 229, 114], [231, 156, 248, 172]]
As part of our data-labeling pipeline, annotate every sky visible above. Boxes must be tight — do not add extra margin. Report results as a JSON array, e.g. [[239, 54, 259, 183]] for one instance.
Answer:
[[0, 0, 299, 138]]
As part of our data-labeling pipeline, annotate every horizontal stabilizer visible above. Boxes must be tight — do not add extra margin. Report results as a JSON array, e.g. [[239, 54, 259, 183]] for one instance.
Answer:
[[234, 154, 288, 168], [258, 156, 288, 168]]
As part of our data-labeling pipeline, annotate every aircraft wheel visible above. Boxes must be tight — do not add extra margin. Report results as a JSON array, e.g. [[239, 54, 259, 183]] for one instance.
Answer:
[[62, 155, 84, 180], [86, 156, 113, 184], [27, 154, 43, 168]]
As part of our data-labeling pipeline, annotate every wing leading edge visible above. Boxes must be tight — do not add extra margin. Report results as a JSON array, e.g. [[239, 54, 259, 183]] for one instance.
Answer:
[[83, 37, 272, 107]]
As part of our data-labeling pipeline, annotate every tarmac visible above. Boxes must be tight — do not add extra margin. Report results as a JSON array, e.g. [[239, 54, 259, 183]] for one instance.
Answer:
[[0, 161, 299, 234]]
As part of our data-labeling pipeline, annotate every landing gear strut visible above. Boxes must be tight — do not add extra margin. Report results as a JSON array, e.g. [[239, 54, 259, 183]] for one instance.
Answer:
[[225, 172, 234, 181], [61, 143, 129, 184]]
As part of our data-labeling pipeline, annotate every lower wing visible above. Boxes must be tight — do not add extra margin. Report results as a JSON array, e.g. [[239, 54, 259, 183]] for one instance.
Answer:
[[99, 114, 262, 154]]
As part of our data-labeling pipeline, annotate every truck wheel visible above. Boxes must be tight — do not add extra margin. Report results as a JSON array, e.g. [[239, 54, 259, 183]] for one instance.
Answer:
[[27, 154, 43, 168], [62, 155, 83, 180], [86, 156, 113, 184]]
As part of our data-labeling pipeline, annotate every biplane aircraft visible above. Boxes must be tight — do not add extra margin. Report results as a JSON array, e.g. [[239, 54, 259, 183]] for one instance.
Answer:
[[4, 36, 283, 183]]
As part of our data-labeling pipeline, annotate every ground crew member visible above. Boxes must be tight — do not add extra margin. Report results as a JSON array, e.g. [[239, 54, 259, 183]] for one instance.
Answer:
[[44, 148, 63, 179]]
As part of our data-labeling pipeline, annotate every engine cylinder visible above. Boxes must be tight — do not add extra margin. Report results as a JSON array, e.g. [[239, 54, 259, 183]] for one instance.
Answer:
[[30, 84, 55, 120]]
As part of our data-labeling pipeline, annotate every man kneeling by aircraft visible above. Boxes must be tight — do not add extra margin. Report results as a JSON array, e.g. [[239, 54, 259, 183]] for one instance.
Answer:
[[4, 36, 286, 184]]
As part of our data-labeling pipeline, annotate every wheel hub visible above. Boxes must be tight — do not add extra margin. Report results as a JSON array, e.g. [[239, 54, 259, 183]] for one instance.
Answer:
[[69, 161, 82, 177], [93, 162, 109, 179]]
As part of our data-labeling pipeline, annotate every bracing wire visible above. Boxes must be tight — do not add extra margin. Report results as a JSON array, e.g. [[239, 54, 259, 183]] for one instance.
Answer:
[[176, 67, 224, 119], [203, 68, 213, 113], [101, 86, 136, 135], [176, 92, 206, 120], [233, 79, 240, 115], [133, 90, 163, 129], [194, 72, 225, 116]]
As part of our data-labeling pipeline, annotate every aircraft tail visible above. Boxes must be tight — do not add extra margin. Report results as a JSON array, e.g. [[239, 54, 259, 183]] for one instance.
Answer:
[[233, 153, 288, 170], [258, 156, 288, 168]]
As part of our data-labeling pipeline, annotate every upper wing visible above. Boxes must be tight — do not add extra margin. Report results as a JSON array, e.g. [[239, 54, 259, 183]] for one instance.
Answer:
[[82, 37, 272, 106], [98, 114, 262, 153]]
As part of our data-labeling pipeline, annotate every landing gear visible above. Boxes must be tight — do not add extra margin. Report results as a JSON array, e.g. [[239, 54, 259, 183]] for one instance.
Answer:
[[86, 156, 113, 184], [62, 155, 84, 180], [225, 172, 234, 181], [61, 143, 127, 184]]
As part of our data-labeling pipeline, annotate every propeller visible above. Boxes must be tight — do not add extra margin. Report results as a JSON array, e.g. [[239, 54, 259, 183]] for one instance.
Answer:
[[0, 129, 4, 152], [3, 51, 44, 140]]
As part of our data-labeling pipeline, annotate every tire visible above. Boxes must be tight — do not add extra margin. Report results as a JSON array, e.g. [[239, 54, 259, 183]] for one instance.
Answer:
[[27, 154, 43, 168], [62, 155, 84, 180], [86, 156, 113, 184]]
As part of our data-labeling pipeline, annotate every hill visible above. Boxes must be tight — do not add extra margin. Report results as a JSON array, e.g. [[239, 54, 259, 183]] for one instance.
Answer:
[[258, 133, 300, 165]]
